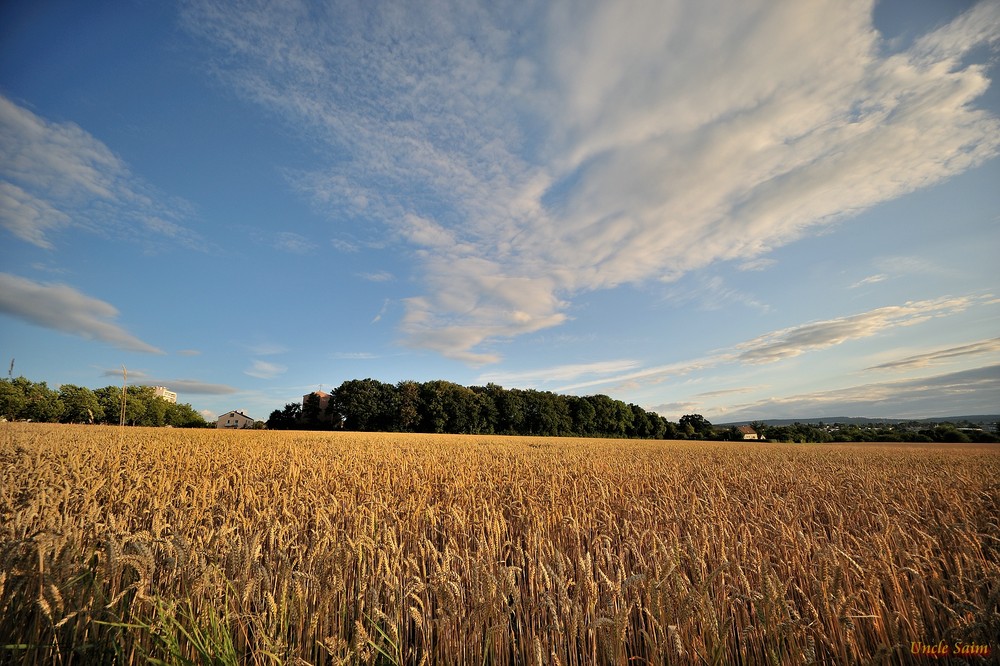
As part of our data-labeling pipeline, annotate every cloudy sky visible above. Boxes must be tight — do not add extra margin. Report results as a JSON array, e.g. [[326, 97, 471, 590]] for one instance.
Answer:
[[1, 0, 998, 423]]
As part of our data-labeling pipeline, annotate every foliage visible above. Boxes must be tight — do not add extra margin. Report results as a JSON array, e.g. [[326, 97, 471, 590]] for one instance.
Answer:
[[272, 377, 676, 439], [2, 424, 998, 664], [0, 377, 63, 422], [0, 377, 207, 427], [58, 384, 104, 424]]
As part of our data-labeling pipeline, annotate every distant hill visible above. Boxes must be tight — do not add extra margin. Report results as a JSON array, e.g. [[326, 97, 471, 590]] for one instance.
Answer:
[[717, 415, 1000, 427]]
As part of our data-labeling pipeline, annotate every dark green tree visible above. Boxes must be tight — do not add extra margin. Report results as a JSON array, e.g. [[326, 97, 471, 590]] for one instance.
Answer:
[[164, 402, 208, 428], [494, 387, 526, 435], [0, 377, 29, 420], [628, 404, 653, 438], [332, 379, 397, 431], [395, 381, 422, 432], [587, 394, 621, 436], [58, 384, 103, 424], [267, 402, 302, 430], [568, 395, 596, 436], [21, 380, 64, 422], [469, 386, 499, 434], [302, 392, 323, 429], [679, 414, 712, 439]]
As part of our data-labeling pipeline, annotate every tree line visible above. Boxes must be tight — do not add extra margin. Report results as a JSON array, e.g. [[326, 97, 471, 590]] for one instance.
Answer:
[[0, 377, 208, 427], [751, 420, 999, 444], [267, 378, 716, 439]]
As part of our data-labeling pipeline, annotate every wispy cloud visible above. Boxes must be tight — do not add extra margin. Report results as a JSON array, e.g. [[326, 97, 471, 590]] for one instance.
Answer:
[[244, 360, 287, 379], [477, 359, 641, 388], [0, 273, 164, 354], [243, 342, 288, 356], [358, 270, 394, 282], [738, 258, 776, 272], [695, 386, 766, 399], [184, 0, 1000, 364], [558, 296, 981, 391], [0, 95, 204, 251], [332, 352, 378, 360], [273, 231, 317, 254], [715, 364, 1000, 421], [371, 298, 390, 324], [150, 379, 238, 395], [850, 274, 887, 289], [735, 296, 972, 365], [867, 337, 1000, 371], [664, 274, 770, 312], [101, 367, 150, 380], [650, 401, 700, 420], [557, 355, 730, 393], [330, 238, 359, 253], [96, 370, 236, 395]]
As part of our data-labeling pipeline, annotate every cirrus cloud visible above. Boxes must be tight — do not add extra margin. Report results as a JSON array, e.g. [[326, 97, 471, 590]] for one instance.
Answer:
[[0, 95, 204, 251], [183, 0, 1000, 364], [244, 360, 287, 379], [867, 337, 1000, 371]]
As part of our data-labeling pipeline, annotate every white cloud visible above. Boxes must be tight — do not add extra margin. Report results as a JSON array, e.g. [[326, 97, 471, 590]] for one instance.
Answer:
[[332, 352, 378, 360], [557, 296, 981, 391], [358, 271, 394, 282], [695, 386, 766, 399], [867, 337, 1000, 371], [244, 360, 287, 379], [273, 231, 316, 254], [650, 401, 701, 420], [558, 354, 731, 393], [243, 342, 288, 356], [371, 298, 390, 324], [0, 182, 68, 248], [0, 95, 204, 250], [184, 0, 1000, 363], [734, 296, 973, 364], [101, 367, 150, 380], [149, 379, 238, 395], [714, 364, 1000, 421], [738, 258, 777, 272], [664, 274, 770, 312], [330, 238, 360, 253], [476, 359, 641, 388], [850, 274, 887, 288], [0, 273, 164, 354]]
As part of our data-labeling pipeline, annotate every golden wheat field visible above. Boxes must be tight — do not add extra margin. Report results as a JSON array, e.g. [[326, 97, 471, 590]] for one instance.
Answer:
[[1, 423, 998, 665]]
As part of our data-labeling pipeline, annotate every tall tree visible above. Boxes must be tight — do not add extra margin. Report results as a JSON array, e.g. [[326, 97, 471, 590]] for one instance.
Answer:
[[568, 395, 596, 436], [164, 402, 208, 428], [21, 380, 64, 423], [332, 379, 396, 431], [395, 380, 421, 432], [302, 393, 323, 429], [58, 384, 103, 424], [679, 414, 713, 438], [0, 377, 28, 420]]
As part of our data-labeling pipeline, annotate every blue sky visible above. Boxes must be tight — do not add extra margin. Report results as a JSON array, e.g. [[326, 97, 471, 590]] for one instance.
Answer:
[[1, 0, 998, 423]]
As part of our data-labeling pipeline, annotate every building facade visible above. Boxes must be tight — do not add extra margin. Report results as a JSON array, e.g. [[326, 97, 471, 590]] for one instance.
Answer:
[[303, 390, 331, 413], [216, 410, 255, 429], [153, 386, 177, 403]]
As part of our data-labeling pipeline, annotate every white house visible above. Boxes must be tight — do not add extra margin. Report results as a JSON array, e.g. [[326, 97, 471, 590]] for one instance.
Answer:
[[738, 425, 759, 440], [216, 410, 255, 429]]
